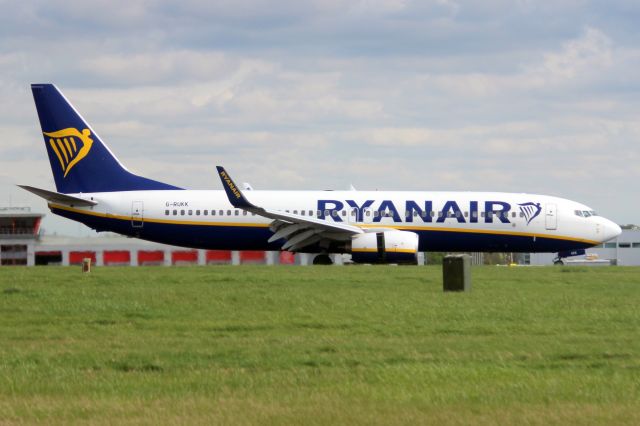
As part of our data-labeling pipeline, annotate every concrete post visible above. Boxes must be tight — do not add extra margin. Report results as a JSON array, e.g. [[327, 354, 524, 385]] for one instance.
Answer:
[[95, 250, 104, 267], [231, 251, 240, 265], [265, 251, 276, 265], [332, 254, 344, 265], [61, 249, 70, 266], [130, 249, 139, 267], [164, 249, 172, 266], [26, 243, 35, 267], [197, 249, 206, 266], [298, 253, 310, 266]]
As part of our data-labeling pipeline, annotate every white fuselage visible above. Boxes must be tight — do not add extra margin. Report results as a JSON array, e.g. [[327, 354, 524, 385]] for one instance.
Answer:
[[48, 189, 621, 253]]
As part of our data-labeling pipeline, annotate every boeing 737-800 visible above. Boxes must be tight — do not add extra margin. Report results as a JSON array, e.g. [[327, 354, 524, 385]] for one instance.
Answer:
[[21, 84, 621, 264]]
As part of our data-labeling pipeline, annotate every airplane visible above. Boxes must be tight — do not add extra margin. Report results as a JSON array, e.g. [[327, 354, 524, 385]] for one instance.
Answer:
[[21, 84, 621, 265]]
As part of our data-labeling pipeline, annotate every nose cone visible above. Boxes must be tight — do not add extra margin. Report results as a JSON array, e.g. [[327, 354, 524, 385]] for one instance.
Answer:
[[601, 219, 622, 242]]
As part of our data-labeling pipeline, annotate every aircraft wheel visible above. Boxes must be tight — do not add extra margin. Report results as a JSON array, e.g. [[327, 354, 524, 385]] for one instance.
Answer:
[[313, 254, 333, 265]]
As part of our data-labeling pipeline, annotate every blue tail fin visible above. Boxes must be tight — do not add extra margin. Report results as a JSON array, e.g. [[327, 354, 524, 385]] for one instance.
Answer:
[[31, 84, 181, 194]]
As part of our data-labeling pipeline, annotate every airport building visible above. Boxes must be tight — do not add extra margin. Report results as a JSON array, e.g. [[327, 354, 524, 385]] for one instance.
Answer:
[[0, 207, 338, 267], [528, 228, 640, 266]]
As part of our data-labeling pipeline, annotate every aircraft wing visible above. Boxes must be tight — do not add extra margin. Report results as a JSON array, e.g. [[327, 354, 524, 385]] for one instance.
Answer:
[[216, 166, 363, 251]]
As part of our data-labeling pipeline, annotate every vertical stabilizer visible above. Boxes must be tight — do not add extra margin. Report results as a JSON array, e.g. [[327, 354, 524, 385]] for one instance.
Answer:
[[31, 84, 181, 193]]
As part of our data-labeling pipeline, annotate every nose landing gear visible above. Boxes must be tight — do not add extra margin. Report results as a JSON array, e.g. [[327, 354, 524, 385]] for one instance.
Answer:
[[553, 249, 586, 265]]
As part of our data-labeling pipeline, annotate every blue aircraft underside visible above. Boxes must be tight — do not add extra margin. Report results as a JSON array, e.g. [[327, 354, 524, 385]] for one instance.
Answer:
[[52, 207, 592, 253]]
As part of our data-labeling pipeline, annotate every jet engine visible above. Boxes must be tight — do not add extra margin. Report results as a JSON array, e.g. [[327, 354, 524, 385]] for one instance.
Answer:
[[350, 230, 419, 264]]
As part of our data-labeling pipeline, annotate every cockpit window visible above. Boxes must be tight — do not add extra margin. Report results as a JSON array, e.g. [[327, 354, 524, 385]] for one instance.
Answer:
[[576, 210, 598, 218]]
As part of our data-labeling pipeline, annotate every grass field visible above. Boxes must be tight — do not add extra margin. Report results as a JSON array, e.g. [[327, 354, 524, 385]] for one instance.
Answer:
[[0, 265, 639, 425]]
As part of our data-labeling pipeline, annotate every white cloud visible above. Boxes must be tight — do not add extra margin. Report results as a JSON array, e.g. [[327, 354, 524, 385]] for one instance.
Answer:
[[1, 1, 640, 228]]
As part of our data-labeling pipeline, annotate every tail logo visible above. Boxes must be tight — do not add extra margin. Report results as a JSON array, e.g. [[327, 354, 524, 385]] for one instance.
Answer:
[[43, 128, 93, 177], [518, 202, 542, 225]]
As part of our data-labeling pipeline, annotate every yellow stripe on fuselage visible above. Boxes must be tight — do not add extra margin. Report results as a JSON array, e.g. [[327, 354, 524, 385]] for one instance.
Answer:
[[359, 224, 598, 245]]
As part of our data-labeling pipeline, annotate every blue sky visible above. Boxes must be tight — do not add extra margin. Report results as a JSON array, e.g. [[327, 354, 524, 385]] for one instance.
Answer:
[[1, 0, 639, 235]]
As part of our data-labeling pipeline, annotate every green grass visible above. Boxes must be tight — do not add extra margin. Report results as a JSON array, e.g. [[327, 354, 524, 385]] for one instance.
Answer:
[[0, 265, 639, 425]]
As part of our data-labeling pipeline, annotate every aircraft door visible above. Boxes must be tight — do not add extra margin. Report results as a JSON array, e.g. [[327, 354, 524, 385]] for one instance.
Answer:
[[131, 200, 144, 228], [545, 203, 557, 230]]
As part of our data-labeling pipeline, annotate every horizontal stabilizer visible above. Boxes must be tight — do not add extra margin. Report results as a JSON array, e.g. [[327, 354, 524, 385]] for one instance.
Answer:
[[18, 185, 97, 207]]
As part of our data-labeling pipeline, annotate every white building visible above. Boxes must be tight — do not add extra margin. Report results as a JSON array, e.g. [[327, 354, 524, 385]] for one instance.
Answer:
[[528, 229, 640, 266]]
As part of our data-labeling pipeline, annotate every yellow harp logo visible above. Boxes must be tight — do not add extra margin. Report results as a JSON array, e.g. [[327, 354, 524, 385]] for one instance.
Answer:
[[43, 128, 94, 177]]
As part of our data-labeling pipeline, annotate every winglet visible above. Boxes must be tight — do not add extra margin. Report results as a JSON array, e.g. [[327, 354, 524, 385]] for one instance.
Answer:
[[216, 166, 255, 209]]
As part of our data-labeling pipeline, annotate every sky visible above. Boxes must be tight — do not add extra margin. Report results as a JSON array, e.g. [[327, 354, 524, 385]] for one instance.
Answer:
[[1, 0, 639, 236]]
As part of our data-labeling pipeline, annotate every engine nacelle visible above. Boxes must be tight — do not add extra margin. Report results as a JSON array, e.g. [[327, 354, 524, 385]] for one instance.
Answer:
[[350, 230, 419, 264]]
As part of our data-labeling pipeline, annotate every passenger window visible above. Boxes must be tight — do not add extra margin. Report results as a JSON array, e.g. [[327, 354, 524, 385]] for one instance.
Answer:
[[181, 210, 185, 216], [374, 211, 379, 218], [438, 211, 443, 218], [219, 210, 223, 216], [188, 210, 193, 215], [242, 211, 247, 216], [300, 210, 305, 216], [164, 210, 169, 215], [332, 211, 338, 217], [481, 212, 485, 218], [227, 210, 231, 216], [293, 210, 298, 214], [472, 211, 477, 218], [341, 211, 346, 216], [464, 211, 469, 217], [204, 210, 208, 216], [235, 210, 239, 216], [309, 210, 313, 216], [173, 210, 177, 215], [511, 212, 516, 218], [366, 210, 371, 217], [196, 210, 200, 216]]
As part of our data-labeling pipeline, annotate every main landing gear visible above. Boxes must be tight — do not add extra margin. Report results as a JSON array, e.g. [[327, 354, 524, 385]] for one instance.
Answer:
[[312, 254, 333, 265]]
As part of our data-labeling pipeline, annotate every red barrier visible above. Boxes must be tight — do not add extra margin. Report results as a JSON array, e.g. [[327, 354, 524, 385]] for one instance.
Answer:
[[206, 250, 232, 263], [69, 251, 96, 265], [138, 250, 164, 265], [103, 250, 131, 265], [172, 250, 198, 265], [240, 251, 266, 264], [279, 251, 295, 265]]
